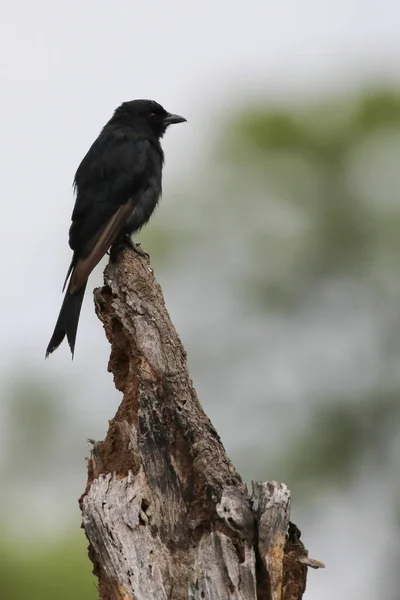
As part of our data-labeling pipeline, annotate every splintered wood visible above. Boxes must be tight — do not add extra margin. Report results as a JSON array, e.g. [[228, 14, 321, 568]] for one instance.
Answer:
[[79, 248, 323, 600]]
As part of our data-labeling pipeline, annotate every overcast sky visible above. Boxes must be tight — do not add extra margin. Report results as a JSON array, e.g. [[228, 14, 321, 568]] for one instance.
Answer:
[[1, 1, 400, 598], [1, 0, 399, 363]]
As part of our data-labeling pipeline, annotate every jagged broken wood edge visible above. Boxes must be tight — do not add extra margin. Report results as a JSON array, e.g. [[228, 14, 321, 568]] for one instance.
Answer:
[[79, 248, 321, 600]]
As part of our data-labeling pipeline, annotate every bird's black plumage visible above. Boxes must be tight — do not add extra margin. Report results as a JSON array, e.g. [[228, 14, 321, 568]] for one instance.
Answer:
[[46, 99, 186, 358]]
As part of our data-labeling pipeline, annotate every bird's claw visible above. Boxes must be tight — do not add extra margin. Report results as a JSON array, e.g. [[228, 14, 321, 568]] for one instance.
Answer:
[[122, 236, 150, 259], [110, 236, 150, 262], [130, 242, 150, 260], [133, 242, 150, 260]]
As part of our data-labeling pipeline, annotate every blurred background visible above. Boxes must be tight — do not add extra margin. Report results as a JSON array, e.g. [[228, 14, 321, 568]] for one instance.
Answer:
[[1, 0, 400, 598]]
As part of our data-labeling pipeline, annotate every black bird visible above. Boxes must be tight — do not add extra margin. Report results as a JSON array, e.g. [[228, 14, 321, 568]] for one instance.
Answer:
[[46, 99, 186, 358]]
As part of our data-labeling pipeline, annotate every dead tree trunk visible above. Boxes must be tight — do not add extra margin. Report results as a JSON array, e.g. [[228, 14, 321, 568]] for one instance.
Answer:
[[79, 248, 323, 600]]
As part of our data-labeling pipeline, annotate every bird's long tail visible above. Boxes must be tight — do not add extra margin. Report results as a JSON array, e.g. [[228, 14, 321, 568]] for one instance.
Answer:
[[45, 282, 87, 358]]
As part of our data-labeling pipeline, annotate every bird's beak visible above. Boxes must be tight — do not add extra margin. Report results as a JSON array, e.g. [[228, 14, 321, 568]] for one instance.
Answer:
[[163, 112, 187, 126]]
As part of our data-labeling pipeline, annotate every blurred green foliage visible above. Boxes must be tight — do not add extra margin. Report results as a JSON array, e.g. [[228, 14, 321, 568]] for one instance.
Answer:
[[224, 89, 400, 301], [0, 535, 96, 600], [282, 390, 400, 491], [222, 89, 400, 492]]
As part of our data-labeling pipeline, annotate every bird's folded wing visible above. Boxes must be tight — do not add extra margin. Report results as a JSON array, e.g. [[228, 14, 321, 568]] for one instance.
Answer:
[[69, 200, 134, 294]]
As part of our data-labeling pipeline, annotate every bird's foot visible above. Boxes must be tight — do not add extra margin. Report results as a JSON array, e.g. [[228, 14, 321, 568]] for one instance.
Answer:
[[130, 241, 150, 260], [110, 235, 150, 262]]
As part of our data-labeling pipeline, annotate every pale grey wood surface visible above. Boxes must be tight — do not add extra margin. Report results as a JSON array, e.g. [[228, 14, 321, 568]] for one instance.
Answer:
[[80, 248, 322, 600]]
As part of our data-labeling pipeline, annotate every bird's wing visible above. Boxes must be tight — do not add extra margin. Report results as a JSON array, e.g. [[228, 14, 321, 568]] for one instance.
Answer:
[[68, 199, 134, 294], [63, 134, 152, 294], [69, 135, 151, 254]]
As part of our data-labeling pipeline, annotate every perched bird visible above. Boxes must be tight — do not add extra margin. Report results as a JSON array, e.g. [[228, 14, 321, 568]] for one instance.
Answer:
[[46, 99, 186, 358]]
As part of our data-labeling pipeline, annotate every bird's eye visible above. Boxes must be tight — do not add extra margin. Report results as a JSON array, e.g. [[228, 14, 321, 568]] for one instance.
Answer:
[[149, 112, 156, 119]]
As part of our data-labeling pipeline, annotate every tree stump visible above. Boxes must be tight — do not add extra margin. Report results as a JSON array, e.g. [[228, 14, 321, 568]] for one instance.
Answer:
[[79, 248, 323, 600]]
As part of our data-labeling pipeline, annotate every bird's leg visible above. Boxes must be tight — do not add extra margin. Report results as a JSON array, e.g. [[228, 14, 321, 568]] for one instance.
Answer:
[[110, 234, 150, 262], [123, 235, 150, 259], [129, 240, 150, 260]]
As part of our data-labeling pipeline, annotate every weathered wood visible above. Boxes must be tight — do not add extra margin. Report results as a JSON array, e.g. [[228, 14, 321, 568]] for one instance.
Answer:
[[79, 248, 322, 600]]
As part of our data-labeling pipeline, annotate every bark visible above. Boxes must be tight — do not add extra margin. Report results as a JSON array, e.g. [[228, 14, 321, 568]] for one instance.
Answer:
[[79, 248, 324, 600]]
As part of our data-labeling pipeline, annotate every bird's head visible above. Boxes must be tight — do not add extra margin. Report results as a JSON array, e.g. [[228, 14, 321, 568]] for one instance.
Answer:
[[112, 99, 186, 138]]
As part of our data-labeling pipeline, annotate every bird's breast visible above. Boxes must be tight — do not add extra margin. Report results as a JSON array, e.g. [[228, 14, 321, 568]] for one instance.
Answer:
[[124, 173, 162, 235]]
